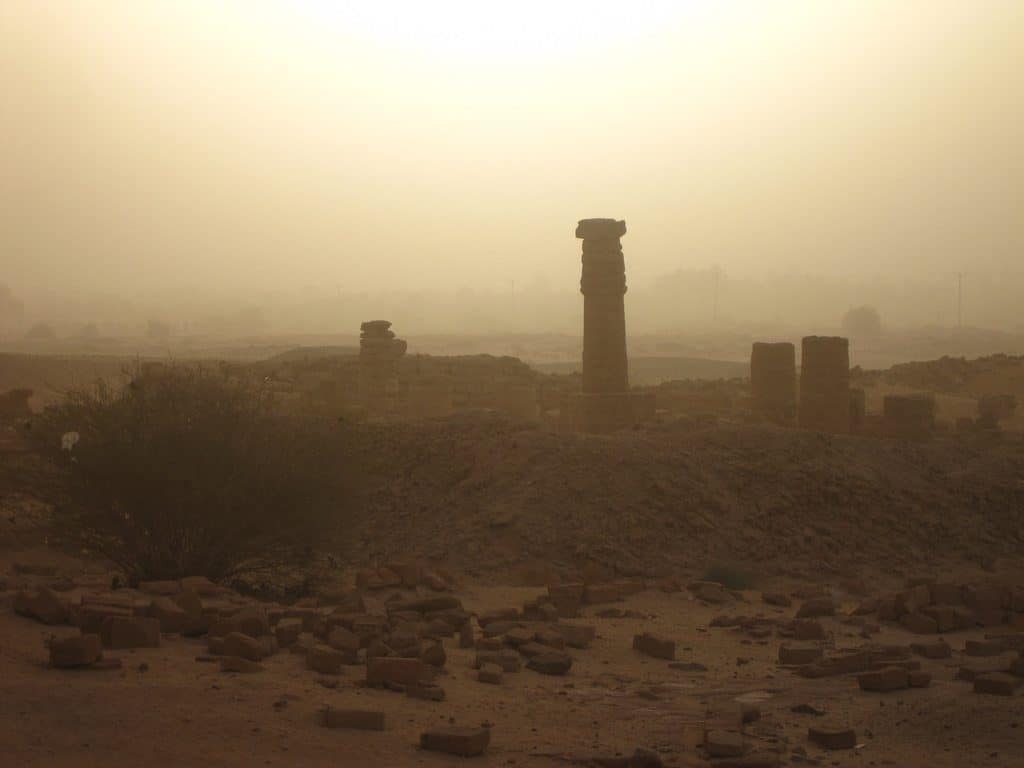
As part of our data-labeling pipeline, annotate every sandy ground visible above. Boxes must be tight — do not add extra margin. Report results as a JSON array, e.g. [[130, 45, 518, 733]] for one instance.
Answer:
[[2, 561, 1023, 768]]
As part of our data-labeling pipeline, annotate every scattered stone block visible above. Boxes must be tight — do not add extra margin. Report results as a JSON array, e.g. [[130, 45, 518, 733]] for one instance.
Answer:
[[50, 634, 102, 668], [857, 666, 908, 692], [366, 656, 425, 687], [527, 650, 572, 676], [966, 639, 1009, 657], [420, 727, 490, 757], [106, 616, 161, 649], [326, 626, 360, 653], [407, 682, 446, 701], [275, 618, 303, 648], [558, 623, 596, 649], [14, 588, 68, 625], [223, 632, 263, 661], [706, 730, 745, 758], [320, 708, 385, 731], [910, 640, 951, 659], [478, 663, 503, 684], [900, 612, 938, 634], [690, 581, 734, 605], [974, 673, 1019, 696], [548, 583, 585, 617], [306, 645, 345, 675], [220, 656, 263, 673], [149, 597, 189, 634], [762, 592, 791, 607], [808, 726, 856, 750], [778, 644, 822, 665], [633, 632, 675, 660], [796, 598, 836, 619], [908, 670, 932, 687], [475, 650, 521, 672], [792, 619, 825, 640], [421, 642, 446, 668], [138, 580, 179, 596], [179, 576, 219, 596]]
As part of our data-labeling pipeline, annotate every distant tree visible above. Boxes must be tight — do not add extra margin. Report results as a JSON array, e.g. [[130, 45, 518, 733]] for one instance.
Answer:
[[841, 305, 883, 337], [25, 322, 56, 340]]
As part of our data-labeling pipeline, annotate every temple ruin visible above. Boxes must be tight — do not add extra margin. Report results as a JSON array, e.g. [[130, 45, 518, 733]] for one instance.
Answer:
[[358, 320, 407, 413], [798, 335, 851, 433], [569, 218, 633, 433], [750, 342, 796, 422]]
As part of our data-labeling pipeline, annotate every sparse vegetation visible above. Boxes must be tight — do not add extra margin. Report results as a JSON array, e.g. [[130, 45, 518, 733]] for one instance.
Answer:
[[32, 363, 347, 582]]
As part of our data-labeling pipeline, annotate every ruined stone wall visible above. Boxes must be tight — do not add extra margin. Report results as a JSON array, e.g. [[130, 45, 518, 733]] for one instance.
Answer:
[[799, 336, 850, 433], [750, 342, 796, 422]]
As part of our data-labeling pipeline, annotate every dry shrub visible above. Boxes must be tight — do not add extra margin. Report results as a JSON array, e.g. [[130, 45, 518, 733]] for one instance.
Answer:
[[33, 363, 345, 581]]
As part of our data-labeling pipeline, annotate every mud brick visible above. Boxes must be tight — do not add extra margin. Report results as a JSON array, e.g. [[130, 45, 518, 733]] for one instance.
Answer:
[[420, 727, 490, 757], [105, 616, 160, 649], [974, 673, 1020, 696], [808, 726, 856, 750], [910, 640, 951, 659], [858, 666, 908, 692], [223, 632, 263, 661], [366, 656, 425, 686], [50, 634, 102, 668], [778, 644, 822, 665], [900, 612, 938, 634], [796, 598, 836, 619], [475, 650, 521, 672], [633, 632, 675, 660], [320, 708, 385, 731]]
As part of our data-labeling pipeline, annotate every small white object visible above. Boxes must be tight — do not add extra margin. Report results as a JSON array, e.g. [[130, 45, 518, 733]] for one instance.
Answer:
[[61, 431, 80, 451]]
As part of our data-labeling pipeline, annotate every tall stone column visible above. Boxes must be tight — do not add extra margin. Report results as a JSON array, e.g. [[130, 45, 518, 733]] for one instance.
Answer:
[[570, 218, 632, 432], [798, 335, 850, 433]]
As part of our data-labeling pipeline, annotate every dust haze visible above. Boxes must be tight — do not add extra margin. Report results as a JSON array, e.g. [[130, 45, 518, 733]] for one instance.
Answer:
[[2, 3, 1024, 768]]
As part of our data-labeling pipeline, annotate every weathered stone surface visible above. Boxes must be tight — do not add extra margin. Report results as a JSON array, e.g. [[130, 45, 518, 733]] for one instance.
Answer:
[[421, 642, 446, 668], [420, 727, 490, 757], [908, 670, 932, 687], [366, 656, 425, 686], [548, 583, 585, 617], [458, 621, 474, 648], [320, 708, 385, 731], [633, 632, 675, 660], [106, 616, 161, 649], [275, 618, 303, 648], [966, 639, 1010, 657], [690, 581, 734, 605], [139, 580, 179, 596], [792, 619, 825, 640], [179, 576, 220, 596], [558, 623, 596, 649], [210, 606, 269, 638], [900, 612, 938, 634], [326, 626, 360, 653], [407, 682, 446, 701], [762, 592, 792, 607], [50, 634, 102, 668], [808, 726, 856, 750]]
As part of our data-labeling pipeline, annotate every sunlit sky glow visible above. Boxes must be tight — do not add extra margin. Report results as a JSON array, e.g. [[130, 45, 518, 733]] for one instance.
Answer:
[[1, 0, 1021, 310]]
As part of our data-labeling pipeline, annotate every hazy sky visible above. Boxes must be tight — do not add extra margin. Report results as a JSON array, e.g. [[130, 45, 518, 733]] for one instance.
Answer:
[[2, 0, 1022, 305]]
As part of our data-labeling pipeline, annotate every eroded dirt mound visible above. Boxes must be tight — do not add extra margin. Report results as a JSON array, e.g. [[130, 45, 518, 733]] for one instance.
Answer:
[[340, 418, 1024, 581]]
